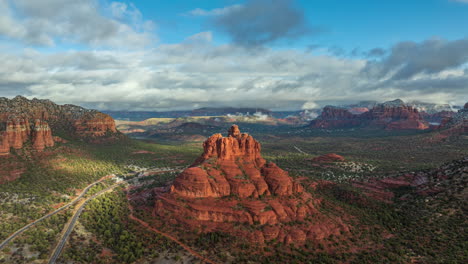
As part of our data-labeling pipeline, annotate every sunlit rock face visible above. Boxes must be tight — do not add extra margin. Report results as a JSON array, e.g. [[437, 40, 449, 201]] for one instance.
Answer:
[[154, 125, 349, 245], [31, 119, 54, 151], [0, 96, 121, 155]]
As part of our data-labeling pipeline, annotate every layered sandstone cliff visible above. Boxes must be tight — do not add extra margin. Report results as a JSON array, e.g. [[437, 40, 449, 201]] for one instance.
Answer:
[[154, 125, 349, 245], [0, 96, 120, 155]]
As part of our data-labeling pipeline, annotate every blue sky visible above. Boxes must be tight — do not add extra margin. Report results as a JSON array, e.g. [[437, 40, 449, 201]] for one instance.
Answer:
[[135, 0, 468, 51], [0, 0, 467, 110]]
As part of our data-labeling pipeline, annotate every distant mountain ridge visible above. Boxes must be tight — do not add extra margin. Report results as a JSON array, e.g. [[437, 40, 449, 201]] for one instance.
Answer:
[[310, 99, 429, 130]]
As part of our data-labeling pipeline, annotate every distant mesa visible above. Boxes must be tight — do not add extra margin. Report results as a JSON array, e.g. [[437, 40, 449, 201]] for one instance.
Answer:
[[310, 99, 429, 130], [0, 96, 121, 155], [154, 125, 349, 245]]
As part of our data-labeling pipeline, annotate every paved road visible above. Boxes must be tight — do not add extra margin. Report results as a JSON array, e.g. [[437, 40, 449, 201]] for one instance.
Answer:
[[0, 176, 112, 250], [48, 183, 123, 264], [48, 168, 184, 264]]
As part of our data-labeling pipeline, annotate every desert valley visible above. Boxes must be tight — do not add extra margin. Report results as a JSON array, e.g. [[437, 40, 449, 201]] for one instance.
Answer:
[[1, 0, 467, 263], [0, 96, 466, 263]]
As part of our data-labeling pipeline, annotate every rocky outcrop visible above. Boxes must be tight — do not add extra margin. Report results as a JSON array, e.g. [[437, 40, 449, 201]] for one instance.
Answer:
[[310, 99, 429, 130], [31, 120, 54, 151], [0, 118, 54, 154], [311, 153, 345, 163], [0, 96, 121, 155], [5, 118, 30, 149], [73, 113, 117, 138], [154, 125, 349, 245]]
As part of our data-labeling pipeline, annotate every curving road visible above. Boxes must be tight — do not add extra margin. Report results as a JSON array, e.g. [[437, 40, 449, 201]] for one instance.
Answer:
[[48, 183, 124, 264], [0, 176, 112, 250], [47, 169, 183, 264]]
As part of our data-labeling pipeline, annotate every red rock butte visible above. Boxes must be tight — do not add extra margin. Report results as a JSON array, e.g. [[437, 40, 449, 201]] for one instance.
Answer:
[[154, 125, 349, 245]]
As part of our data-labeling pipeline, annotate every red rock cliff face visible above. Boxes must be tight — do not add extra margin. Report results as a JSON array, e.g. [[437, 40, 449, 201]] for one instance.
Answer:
[[154, 125, 349, 245], [363, 102, 429, 130], [6, 119, 30, 149], [0, 132, 10, 155], [0, 118, 55, 154], [32, 120, 54, 151], [73, 113, 117, 138], [0, 96, 121, 155]]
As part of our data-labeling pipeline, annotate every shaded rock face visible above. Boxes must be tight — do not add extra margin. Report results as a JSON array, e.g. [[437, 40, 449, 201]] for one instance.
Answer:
[[0, 96, 120, 154], [155, 125, 349, 245], [310, 100, 429, 130], [437, 102, 468, 136], [310, 106, 361, 129], [0, 132, 10, 155], [420, 111, 456, 124]]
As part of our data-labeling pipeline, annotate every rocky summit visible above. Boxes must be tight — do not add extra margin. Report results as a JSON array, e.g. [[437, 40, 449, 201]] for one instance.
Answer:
[[0, 96, 119, 155], [154, 125, 349, 245]]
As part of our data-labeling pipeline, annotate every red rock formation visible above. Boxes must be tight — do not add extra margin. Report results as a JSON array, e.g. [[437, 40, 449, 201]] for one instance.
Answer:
[[32, 120, 54, 151], [154, 125, 349, 245], [0, 161, 26, 184], [310, 100, 429, 130], [310, 106, 361, 128], [312, 153, 345, 163], [6, 119, 30, 149], [0, 132, 10, 155], [73, 113, 117, 138], [435, 102, 468, 137], [348, 107, 369, 115], [363, 101, 429, 130], [0, 96, 121, 156]]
